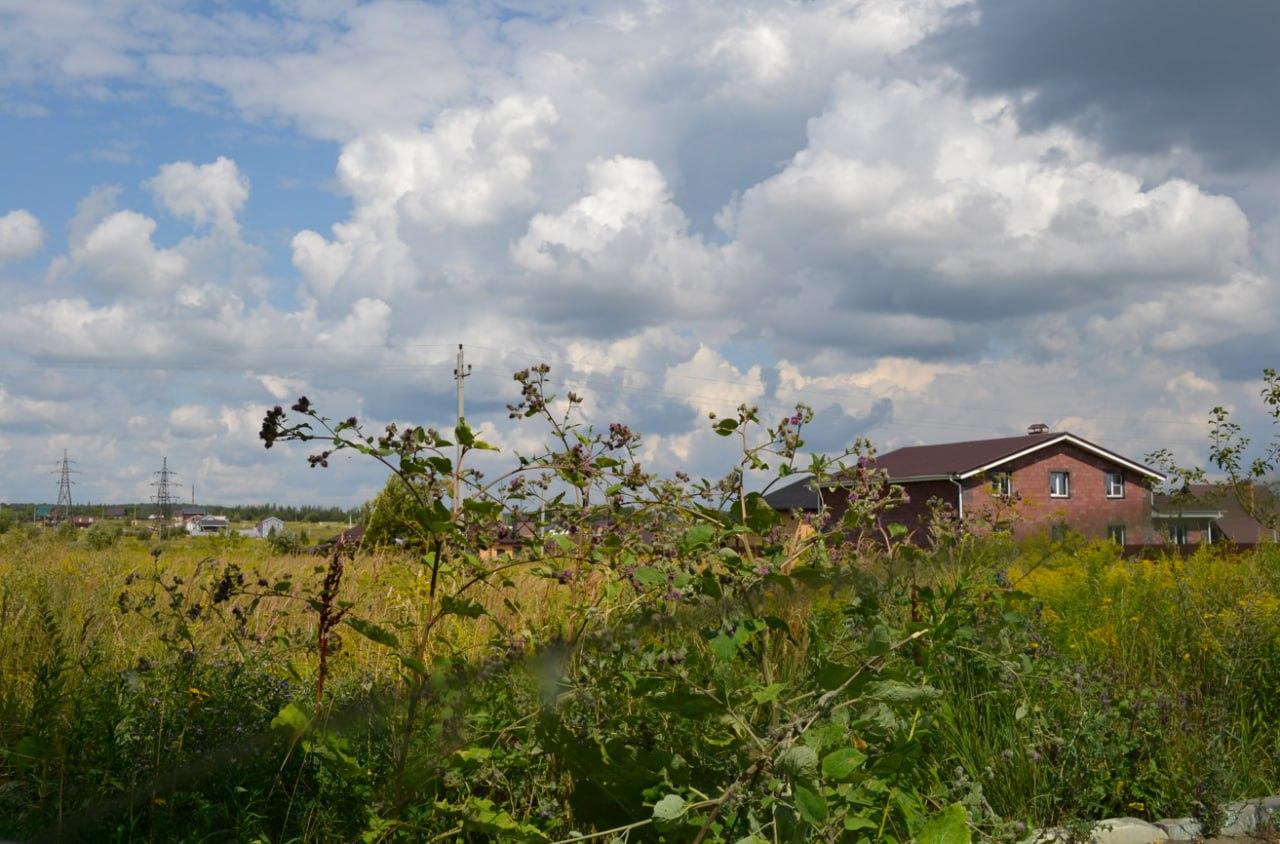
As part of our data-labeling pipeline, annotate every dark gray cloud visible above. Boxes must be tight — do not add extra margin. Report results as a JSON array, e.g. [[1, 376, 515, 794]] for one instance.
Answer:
[[797, 400, 894, 454], [922, 0, 1280, 169]]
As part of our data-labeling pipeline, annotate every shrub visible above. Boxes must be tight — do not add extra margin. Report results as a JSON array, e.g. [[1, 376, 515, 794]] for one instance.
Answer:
[[267, 529, 308, 555], [83, 522, 121, 550]]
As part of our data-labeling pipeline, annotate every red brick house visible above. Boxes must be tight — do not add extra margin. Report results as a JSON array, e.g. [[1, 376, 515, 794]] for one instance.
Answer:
[[766, 426, 1166, 544]]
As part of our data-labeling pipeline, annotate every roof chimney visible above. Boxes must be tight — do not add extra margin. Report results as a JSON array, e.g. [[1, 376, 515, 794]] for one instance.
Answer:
[[1027, 422, 1050, 435]]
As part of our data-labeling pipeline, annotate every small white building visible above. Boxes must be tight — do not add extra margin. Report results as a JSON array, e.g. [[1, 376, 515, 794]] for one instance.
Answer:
[[239, 516, 286, 538], [188, 515, 230, 535], [258, 516, 285, 537]]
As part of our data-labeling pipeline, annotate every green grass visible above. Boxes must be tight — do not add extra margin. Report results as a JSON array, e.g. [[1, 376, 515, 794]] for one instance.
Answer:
[[1, 528, 1278, 841]]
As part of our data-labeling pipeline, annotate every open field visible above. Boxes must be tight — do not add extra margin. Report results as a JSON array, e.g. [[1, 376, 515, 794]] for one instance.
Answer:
[[2, 522, 1279, 842]]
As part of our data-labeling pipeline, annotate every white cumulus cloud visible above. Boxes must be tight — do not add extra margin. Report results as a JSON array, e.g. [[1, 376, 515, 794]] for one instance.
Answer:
[[0, 209, 44, 263], [146, 157, 250, 233]]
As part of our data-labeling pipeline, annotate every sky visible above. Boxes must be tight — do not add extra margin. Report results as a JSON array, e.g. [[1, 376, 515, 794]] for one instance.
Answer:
[[1, 0, 1278, 506]]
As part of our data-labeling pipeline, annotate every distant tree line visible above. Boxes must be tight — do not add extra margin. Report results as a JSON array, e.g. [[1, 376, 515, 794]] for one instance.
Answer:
[[0, 502, 361, 523]]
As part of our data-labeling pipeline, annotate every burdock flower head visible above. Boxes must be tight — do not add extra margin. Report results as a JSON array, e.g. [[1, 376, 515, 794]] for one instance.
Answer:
[[291, 396, 312, 413], [260, 405, 287, 448]]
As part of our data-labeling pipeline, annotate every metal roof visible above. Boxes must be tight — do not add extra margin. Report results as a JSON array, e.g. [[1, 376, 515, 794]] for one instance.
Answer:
[[875, 431, 1164, 482]]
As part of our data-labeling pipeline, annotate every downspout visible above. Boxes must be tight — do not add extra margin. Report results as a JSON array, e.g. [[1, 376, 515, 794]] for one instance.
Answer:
[[951, 476, 964, 519]]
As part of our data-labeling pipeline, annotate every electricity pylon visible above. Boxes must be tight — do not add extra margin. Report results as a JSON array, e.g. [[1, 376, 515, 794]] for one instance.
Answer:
[[52, 449, 78, 523], [151, 457, 182, 523]]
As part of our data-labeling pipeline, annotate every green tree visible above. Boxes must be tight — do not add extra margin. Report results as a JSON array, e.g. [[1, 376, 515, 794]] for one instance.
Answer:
[[362, 473, 437, 550]]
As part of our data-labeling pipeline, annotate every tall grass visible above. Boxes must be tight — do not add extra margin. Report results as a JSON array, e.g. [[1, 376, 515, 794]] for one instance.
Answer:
[[3, 527, 1279, 839], [933, 538, 1280, 826]]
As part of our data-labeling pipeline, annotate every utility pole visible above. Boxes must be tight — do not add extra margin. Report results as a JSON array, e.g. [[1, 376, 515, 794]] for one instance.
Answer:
[[52, 449, 78, 523], [453, 343, 471, 516]]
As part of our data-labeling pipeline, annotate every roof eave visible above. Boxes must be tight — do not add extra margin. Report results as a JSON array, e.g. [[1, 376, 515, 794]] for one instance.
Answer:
[[954, 434, 1166, 482]]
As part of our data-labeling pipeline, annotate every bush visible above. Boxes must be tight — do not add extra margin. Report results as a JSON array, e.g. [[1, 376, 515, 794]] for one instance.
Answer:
[[83, 523, 121, 550], [267, 530, 308, 555]]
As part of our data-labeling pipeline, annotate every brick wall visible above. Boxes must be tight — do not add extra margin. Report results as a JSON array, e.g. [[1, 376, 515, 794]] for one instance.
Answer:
[[822, 480, 959, 545], [810, 442, 1157, 545], [962, 441, 1154, 542]]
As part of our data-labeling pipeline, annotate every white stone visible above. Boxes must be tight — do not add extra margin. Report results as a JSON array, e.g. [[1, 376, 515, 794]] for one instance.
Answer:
[[1152, 818, 1200, 841], [1220, 800, 1259, 836], [1087, 818, 1168, 844], [1256, 795, 1280, 828]]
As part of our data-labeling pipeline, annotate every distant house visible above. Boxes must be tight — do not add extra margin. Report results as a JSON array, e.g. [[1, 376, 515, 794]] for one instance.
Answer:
[[239, 516, 286, 538], [258, 516, 285, 537], [308, 524, 365, 554], [1153, 483, 1279, 546], [71, 516, 96, 529], [180, 506, 208, 523], [34, 504, 52, 522], [104, 505, 128, 519], [187, 515, 230, 535], [766, 425, 1166, 544], [482, 515, 541, 559]]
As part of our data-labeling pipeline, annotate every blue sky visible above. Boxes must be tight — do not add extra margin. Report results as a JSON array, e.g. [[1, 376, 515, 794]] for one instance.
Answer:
[[1, 0, 1278, 506]]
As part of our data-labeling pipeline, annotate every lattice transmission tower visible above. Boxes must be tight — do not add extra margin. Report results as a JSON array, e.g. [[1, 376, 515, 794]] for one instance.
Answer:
[[151, 457, 182, 523], [52, 449, 78, 523]]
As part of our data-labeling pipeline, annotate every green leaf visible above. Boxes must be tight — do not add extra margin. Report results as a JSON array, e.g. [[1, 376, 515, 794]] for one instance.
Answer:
[[887, 522, 909, 538], [794, 785, 828, 825], [866, 624, 892, 657], [652, 794, 687, 822], [633, 566, 666, 586], [864, 681, 942, 706], [455, 420, 476, 447], [398, 653, 428, 676], [916, 804, 970, 844], [752, 682, 786, 704], [714, 418, 739, 436], [440, 595, 487, 619], [778, 745, 819, 783], [271, 702, 312, 739], [679, 523, 717, 551], [709, 632, 739, 660], [821, 746, 867, 781], [462, 498, 503, 518], [345, 617, 400, 649], [743, 491, 781, 533]]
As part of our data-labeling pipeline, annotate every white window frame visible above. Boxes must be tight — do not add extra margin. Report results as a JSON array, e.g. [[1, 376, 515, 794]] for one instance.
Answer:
[[1172, 523, 1189, 545], [1105, 471, 1124, 498], [1107, 524, 1126, 545], [1049, 471, 1070, 498]]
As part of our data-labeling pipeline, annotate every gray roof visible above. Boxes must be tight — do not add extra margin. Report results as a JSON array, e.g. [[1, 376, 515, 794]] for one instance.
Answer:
[[762, 476, 824, 512]]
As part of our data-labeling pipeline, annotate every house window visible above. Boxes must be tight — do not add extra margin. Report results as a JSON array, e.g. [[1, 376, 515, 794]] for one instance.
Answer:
[[990, 471, 1012, 497], [1106, 472, 1124, 498], [1172, 523, 1189, 545], [1107, 524, 1126, 545], [1049, 471, 1070, 498]]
